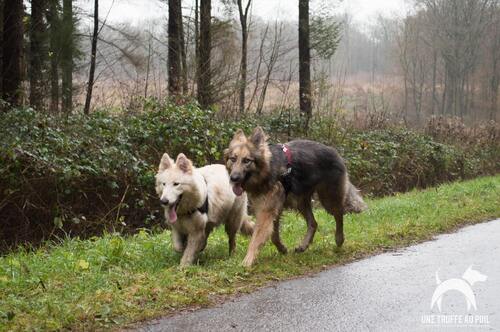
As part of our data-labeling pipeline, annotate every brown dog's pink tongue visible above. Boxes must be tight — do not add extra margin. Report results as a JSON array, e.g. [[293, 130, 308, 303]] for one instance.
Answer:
[[233, 184, 244, 196], [168, 207, 177, 223]]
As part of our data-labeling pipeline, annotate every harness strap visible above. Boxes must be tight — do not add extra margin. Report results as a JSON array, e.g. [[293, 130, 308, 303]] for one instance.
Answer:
[[197, 195, 209, 214], [184, 194, 209, 216], [183, 178, 209, 216], [280, 144, 293, 177], [282, 144, 293, 167]]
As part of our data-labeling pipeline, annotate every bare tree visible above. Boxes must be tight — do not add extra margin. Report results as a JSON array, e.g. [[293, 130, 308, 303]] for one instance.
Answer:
[[298, 0, 312, 128], [489, 5, 500, 120], [236, 0, 251, 113], [179, 8, 188, 93], [198, 0, 212, 108], [194, 0, 200, 92], [84, 0, 99, 114], [256, 22, 282, 114], [421, 0, 495, 118], [397, 15, 428, 123]]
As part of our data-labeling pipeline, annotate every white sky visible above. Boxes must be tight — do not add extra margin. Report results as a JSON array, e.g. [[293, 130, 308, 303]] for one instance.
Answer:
[[76, 0, 410, 27]]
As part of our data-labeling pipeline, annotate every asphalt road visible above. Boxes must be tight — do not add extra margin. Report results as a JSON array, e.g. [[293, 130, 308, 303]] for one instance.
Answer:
[[138, 219, 500, 332]]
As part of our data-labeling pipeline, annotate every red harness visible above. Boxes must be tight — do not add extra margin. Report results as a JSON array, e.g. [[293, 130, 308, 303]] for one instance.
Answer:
[[281, 144, 293, 177], [282, 144, 293, 166]]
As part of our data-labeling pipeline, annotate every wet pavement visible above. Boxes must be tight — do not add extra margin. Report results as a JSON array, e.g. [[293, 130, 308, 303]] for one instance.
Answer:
[[138, 219, 500, 332]]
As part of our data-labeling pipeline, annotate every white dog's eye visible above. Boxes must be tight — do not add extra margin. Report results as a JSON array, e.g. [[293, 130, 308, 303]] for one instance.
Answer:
[[162, 182, 166, 186], [173, 182, 180, 186]]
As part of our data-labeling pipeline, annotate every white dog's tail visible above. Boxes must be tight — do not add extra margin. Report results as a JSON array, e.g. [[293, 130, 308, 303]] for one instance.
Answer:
[[344, 179, 368, 213], [435, 270, 442, 284]]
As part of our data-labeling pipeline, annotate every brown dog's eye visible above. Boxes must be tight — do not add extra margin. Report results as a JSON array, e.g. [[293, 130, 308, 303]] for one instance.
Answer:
[[229, 157, 237, 162], [243, 158, 253, 164]]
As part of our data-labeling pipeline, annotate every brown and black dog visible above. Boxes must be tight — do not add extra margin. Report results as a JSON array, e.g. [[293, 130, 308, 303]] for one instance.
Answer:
[[224, 126, 367, 267]]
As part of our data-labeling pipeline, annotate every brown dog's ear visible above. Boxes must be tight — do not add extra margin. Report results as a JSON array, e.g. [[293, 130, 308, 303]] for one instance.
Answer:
[[159, 153, 173, 172], [250, 126, 267, 147], [176, 153, 193, 173], [231, 129, 247, 144]]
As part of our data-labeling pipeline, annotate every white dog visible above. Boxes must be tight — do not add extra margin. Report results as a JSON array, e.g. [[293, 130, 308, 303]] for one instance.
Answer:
[[155, 153, 253, 266]]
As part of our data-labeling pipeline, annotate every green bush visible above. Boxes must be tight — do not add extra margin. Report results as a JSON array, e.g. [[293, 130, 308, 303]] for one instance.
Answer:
[[0, 102, 498, 247], [0, 102, 256, 247]]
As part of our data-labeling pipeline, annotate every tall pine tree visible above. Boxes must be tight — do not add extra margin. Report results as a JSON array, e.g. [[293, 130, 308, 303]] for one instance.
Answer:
[[168, 0, 182, 96], [2, 0, 24, 107], [47, 0, 61, 113], [29, 0, 47, 111], [61, 0, 73, 112]]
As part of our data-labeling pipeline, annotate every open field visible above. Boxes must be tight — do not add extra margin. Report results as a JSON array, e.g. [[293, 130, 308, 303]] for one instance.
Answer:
[[0, 175, 499, 330]]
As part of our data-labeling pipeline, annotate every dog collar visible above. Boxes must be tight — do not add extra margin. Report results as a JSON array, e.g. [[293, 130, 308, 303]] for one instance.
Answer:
[[184, 194, 209, 216], [187, 176, 209, 216]]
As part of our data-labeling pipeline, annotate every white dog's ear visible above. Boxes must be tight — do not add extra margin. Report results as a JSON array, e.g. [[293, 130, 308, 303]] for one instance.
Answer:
[[231, 129, 247, 144], [250, 126, 267, 147], [176, 153, 193, 173], [159, 153, 173, 172]]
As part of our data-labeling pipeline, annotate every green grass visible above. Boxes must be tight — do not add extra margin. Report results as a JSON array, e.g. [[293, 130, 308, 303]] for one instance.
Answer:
[[1, 176, 499, 330]]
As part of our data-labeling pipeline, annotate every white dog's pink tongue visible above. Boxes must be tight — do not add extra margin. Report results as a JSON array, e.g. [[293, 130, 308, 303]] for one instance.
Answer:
[[233, 184, 244, 196], [168, 207, 177, 223]]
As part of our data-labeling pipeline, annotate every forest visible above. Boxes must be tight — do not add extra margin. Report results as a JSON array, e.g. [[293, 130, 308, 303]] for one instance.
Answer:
[[1, 0, 499, 121]]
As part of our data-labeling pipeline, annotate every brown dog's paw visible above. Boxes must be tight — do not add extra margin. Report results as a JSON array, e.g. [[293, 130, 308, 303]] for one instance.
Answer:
[[241, 254, 255, 267], [335, 233, 345, 247]]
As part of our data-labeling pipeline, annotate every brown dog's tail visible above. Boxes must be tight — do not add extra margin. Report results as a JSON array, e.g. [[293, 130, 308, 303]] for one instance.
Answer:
[[344, 179, 368, 213], [239, 218, 255, 236]]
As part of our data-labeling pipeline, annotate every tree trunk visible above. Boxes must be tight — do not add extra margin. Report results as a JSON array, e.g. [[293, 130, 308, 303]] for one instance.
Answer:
[[61, 0, 73, 112], [298, 0, 312, 129], [491, 56, 499, 121], [197, 0, 212, 108], [47, 0, 60, 113], [237, 0, 251, 114], [29, 0, 46, 111], [83, 0, 98, 115], [2, 0, 24, 108], [179, 3, 188, 94], [430, 50, 437, 116], [144, 39, 151, 99], [168, 0, 182, 96], [194, 0, 199, 94], [0, 0, 4, 97]]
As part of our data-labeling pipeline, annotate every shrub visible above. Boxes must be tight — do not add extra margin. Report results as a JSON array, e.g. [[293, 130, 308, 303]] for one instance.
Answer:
[[0, 102, 498, 247], [0, 103, 255, 247]]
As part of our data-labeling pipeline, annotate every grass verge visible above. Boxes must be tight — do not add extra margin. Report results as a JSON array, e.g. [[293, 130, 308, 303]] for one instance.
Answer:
[[1, 176, 499, 330]]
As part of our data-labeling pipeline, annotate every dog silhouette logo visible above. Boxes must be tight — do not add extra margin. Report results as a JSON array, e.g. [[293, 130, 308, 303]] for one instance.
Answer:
[[430, 266, 487, 312]]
